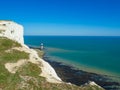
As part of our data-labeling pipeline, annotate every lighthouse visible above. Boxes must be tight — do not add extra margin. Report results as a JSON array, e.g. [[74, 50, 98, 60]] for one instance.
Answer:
[[40, 43, 44, 50]]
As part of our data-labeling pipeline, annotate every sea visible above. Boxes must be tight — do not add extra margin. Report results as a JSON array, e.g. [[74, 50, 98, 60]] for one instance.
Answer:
[[24, 36, 120, 82]]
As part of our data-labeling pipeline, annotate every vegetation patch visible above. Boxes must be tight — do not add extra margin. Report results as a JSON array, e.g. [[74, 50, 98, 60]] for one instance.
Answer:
[[0, 37, 29, 89], [17, 62, 41, 77], [0, 63, 22, 89], [0, 37, 29, 63], [0, 50, 29, 63], [0, 37, 21, 51]]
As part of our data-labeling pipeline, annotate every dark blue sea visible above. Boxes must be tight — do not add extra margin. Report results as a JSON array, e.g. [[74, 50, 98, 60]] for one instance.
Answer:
[[24, 36, 120, 81]]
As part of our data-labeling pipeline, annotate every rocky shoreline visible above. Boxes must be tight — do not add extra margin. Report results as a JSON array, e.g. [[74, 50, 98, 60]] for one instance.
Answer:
[[43, 56, 120, 90]]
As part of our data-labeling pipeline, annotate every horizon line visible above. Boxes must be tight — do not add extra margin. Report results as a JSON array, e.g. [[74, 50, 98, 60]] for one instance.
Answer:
[[24, 35, 120, 37]]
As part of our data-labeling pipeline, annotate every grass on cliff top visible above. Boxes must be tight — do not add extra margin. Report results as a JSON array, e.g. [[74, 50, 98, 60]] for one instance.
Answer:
[[0, 49, 29, 63], [0, 37, 21, 51], [0, 37, 29, 63], [17, 62, 42, 77], [0, 37, 29, 89]]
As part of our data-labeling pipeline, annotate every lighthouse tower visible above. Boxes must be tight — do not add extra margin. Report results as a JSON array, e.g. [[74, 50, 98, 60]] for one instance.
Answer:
[[40, 43, 44, 50]]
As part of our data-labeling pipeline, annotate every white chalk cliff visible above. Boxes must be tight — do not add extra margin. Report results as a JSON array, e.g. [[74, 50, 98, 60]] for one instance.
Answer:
[[0, 20, 62, 83], [0, 20, 24, 44]]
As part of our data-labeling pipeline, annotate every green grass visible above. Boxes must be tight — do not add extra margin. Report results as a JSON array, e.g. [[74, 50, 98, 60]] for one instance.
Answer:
[[0, 70, 21, 90], [0, 37, 29, 89], [0, 37, 29, 63], [0, 50, 29, 63], [16, 62, 46, 90], [0, 37, 21, 51], [17, 62, 42, 77]]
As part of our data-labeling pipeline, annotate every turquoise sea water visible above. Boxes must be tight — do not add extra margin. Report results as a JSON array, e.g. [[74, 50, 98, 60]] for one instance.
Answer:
[[24, 36, 120, 78]]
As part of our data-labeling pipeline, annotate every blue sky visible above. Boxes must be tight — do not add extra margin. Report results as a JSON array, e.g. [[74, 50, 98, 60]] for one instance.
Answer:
[[0, 0, 120, 36]]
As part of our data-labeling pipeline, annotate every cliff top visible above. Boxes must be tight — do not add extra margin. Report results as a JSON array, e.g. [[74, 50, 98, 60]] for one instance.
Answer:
[[0, 21, 24, 44], [0, 20, 12, 22]]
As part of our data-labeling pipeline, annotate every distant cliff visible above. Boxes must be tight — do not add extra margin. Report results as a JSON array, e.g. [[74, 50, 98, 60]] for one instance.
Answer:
[[0, 20, 104, 90]]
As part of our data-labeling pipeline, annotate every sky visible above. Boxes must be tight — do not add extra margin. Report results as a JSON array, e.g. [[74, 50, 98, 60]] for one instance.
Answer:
[[0, 0, 120, 36]]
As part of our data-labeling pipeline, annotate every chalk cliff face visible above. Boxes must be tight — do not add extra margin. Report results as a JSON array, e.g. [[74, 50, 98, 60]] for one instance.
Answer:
[[0, 21, 24, 44], [0, 20, 62, 83]]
